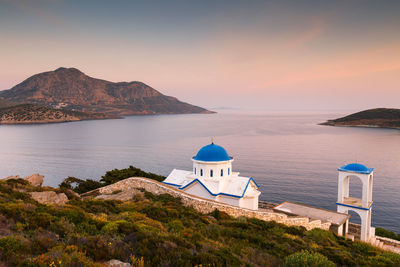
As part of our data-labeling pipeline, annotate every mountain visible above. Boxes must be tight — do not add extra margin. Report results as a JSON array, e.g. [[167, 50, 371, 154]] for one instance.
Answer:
[[0, 67, 212, 115], [0, 99, 17, 109], [320, 108, 400, 129], [0, 103, 116, 124]]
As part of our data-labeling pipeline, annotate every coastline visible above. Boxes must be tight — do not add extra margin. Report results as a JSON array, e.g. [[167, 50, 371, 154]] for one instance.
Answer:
[[319, 122, 400, 130], [0, 111, 216, 126], [0, 116, 122, 126]]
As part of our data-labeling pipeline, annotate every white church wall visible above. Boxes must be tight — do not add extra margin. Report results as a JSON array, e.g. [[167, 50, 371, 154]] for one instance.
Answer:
[[182, 182, 215, 201], [219, 195, 240, 207], [240, 197, 258, 210], [193, 161, 232, 179]]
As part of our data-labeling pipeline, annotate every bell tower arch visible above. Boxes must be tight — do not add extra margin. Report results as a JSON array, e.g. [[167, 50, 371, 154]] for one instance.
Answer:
[[336, 163, 374, 241]]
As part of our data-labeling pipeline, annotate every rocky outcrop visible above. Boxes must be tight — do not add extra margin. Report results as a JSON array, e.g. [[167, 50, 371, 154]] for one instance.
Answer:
[[24, 173, 44, 187], [1, 173, 45, 187], [104, 259, 130, 267], [30, 191, 68, 205], [63, 189, 81, 200], [2, 175, 20, 180]]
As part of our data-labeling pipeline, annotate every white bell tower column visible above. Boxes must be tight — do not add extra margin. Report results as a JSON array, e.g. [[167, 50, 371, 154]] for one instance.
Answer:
[[336, 163, 374, 242]]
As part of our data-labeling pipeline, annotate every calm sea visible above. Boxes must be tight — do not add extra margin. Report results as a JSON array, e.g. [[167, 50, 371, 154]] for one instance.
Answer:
[[0, 111, 399, 232]]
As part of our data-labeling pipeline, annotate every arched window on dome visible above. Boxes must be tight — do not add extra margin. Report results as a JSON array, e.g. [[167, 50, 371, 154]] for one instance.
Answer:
[[210, 170, 213, 177], [221, 169, 223, 177], [194, 168, 196, 175], [200, 169, 203, 176]]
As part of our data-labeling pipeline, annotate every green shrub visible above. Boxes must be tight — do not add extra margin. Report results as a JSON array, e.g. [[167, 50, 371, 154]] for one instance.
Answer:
[[351, 241, 378, 256], [27, 212, 55, 229], [209, 209, 230, 220], [101, 165, 165, 184], [59, 177, 103, 194], [33, 245, 101, 266], [59, 165, 165, 194], [370, 252, 400, 266], [31, 230, 59, 254], [376, 227, 400, 241], [0, 235, 28, 261], [101, 220, 134, 234], [168, 219, 185, 233], [284, 251, 335, 267], [305, 228, 336, 245]]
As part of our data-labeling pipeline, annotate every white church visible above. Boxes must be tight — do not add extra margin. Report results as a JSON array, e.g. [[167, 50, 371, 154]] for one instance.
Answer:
[[163, 142, 261, 210], [162, 141, 380, 244]]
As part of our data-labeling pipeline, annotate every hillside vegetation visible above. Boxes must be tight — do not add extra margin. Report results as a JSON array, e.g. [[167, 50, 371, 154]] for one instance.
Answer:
[[0, 104, 114, 124], [321, 108, 400, 129], [0, 167, 399, 266]]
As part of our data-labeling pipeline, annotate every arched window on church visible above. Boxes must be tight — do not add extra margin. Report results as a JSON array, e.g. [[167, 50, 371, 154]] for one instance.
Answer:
[[228, 168, 230, 175], [221, 169, 223, 176], [200, 169, 203, 176], [194, 168, 196, 175], [210, 170, 213, 177]]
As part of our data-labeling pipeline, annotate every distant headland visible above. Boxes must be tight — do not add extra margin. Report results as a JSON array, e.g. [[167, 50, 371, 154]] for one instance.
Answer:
[[320, 108, 400, 130], [0, 67, 213, 124]]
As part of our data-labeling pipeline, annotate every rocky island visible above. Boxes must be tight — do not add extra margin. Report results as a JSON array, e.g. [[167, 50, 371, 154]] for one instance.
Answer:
[[0, 67, 212, 124], [320, 108, 400, 130]]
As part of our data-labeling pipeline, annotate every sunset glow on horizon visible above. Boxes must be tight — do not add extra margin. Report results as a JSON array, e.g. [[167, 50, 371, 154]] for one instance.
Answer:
[[1, 0, 399, 110]]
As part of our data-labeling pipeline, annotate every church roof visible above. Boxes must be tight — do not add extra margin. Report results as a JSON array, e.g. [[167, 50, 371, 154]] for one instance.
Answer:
[[163, 169, 259, 198], [193, 143, 233, 162], [338, 163, 374, 174]]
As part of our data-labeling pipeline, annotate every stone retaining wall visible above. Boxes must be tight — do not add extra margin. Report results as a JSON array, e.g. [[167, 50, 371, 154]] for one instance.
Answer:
[[376, 236, 400, 253], [86, 177, 331, 231]]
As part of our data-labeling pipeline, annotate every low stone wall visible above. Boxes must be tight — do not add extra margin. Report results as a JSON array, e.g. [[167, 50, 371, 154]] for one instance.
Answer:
[[86, 177, 331, 231], [376, 236, 400, 246], [258, 201, 278, 209]]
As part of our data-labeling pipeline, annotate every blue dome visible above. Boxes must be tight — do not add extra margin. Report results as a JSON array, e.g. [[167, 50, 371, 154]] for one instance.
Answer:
[[193, 143, 232, 162], [338, 163, 374, 174]]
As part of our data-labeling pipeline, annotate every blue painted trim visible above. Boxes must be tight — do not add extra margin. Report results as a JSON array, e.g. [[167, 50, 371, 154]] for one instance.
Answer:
[[249, 177, 260, 188], [336, 202, 372, 211], [192, 156, 233, 162], [162, 181, 181, 187], [178, 177, 259, 198], [337, 168, 374, 174]]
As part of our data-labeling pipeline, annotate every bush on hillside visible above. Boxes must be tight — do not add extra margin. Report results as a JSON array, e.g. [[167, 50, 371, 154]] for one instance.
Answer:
[[376, 227, 400, 241], [59, 165, 165, 194], [284, 251, 335, 267]]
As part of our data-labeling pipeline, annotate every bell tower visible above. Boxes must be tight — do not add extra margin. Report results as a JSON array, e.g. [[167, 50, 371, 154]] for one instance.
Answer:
[[336, 163, 374, 241]]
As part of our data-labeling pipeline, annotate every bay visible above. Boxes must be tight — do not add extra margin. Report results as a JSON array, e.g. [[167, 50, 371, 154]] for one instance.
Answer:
[[0, 111, 399, 232]]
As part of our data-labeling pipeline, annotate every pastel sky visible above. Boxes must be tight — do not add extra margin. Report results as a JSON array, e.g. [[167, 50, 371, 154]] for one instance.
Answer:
[[0, 0, 399, 110]]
